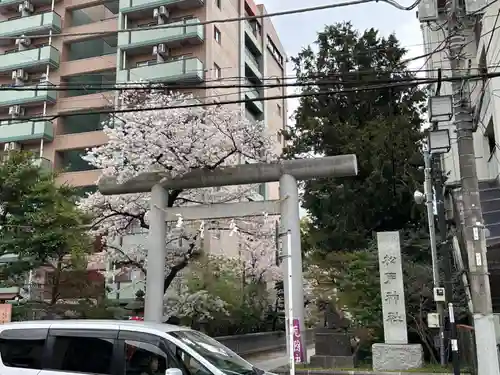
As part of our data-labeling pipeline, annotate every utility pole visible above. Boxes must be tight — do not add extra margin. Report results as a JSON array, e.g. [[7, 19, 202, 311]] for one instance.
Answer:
[[432, 148, 453, 303], [424, 149, 446, 366], [447, 1, 499, 373], [432, 153, 455, 366]]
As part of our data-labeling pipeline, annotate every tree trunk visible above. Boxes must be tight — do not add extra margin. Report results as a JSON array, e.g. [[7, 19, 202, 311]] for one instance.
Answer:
[[50, 258, 63, 306], [163, 260, 188, 293]]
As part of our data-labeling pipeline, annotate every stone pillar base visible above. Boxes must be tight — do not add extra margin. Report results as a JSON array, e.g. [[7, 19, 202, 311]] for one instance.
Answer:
[[310, 355, 355, 368], [372, 343, 423, 371]]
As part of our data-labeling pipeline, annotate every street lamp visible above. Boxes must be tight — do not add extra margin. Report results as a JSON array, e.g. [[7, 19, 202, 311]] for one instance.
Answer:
[[429, 95, 453, 123], [428, 129, 451, 155]]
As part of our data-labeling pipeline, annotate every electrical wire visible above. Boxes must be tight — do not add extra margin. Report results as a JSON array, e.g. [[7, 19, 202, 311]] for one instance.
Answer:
[[5, 62, 500, 92], [475, 8, 500, 114], [0, 72, 450, 92], [6, 70, 500, 123], [0, 0, 419, 40]]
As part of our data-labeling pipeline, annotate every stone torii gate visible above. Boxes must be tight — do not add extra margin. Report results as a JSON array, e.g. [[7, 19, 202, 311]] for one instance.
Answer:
[[98, 155, 358, 357]]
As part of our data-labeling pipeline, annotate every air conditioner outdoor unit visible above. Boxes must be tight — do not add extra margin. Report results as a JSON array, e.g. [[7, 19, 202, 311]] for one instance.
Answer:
[[153, 5, 168, 18], [18, 0, 33, 12], [4, 142, 20, 151], [15, 36, 31, 47], [153, 44, 169, 56], [9, 105, 24, 116], [11, 69, 28, 80], [157, 43, 166, 54], [158, 5, 168, 16]]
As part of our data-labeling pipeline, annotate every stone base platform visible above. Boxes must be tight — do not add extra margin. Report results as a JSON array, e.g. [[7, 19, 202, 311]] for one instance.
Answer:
[[372, 343, 423, 371], [310, 355, 355, 368]]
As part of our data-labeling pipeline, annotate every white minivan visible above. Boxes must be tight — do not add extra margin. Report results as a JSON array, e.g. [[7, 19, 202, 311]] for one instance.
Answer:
[[0, 320, 268, 375]]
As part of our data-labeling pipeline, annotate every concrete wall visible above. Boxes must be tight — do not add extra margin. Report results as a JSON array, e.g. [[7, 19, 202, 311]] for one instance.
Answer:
[[217, 328, 315, 357]]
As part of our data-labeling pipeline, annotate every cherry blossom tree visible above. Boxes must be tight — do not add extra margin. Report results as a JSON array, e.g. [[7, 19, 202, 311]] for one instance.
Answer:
[[78, 84, 279, 299], [173, 218, 281, 333]]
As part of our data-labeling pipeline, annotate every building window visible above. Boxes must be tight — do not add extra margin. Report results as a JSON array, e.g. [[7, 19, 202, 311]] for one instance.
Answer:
[[214, 26, 221, 44], [216, 0, 221, 8], [58, 149, 98, 172], [214, 63, 221, 79], [267, 36, 284, 65], [486, 118, 496, 155]]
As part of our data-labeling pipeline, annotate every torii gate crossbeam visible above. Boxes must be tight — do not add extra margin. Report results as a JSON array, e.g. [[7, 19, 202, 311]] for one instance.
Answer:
[[98, 155, 358, 360]]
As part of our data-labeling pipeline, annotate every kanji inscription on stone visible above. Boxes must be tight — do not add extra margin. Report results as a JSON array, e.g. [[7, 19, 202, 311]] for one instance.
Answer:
[[377, 231, 408, 344]]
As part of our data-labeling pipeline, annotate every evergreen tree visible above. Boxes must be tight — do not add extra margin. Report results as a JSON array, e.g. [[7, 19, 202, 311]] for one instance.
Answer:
[[0, 151, 92, 299], [285, 22, 427, 252]]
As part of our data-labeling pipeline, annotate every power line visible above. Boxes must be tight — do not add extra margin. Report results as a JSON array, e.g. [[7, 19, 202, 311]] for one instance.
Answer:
[[0, 0, 415, 40], [0, 74, 441, 92], [6, 70, 500, 123], [5, 62, 500, 92]]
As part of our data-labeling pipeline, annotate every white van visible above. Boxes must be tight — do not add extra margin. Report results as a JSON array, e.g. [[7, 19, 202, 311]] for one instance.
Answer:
[[0, 320, 269, 375]]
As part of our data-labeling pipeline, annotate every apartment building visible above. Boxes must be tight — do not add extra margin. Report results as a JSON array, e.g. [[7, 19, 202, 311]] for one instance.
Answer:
[[0, 0, 287, 302], [0, 0, 287, 199], [418, 0, 500, 310]]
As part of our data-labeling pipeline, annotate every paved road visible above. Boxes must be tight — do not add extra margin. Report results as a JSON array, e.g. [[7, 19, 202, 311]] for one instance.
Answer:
[[252, 346, 316, 372]]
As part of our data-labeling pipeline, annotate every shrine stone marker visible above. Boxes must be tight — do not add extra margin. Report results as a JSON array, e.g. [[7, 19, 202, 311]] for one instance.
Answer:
[[372, 231, 423, 371]]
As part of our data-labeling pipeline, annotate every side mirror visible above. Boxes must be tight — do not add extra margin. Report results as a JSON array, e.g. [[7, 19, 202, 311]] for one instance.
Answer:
[[165, 368, 183, 375]]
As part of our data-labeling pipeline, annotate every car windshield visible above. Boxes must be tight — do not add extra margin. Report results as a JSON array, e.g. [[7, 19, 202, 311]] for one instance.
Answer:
[[168, 330, 258, 375]]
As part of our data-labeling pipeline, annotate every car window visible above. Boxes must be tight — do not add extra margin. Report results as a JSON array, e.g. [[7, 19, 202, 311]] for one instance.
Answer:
[[48, 336, 114, 374], [165, 341, 213, 375], [168, 331, 255, 375], [0, 338, 45, 369], [124, 340, 180, 375]]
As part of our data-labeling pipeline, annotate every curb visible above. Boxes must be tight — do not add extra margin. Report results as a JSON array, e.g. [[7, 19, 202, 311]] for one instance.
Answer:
[[272, 369, 469, 375]]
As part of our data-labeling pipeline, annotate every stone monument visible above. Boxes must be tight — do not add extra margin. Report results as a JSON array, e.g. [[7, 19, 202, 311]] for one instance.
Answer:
[[372, 231, 423, 371], [310, 302, 357, 368]]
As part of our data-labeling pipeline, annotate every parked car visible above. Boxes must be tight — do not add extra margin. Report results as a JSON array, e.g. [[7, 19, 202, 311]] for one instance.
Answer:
[[0, 320, 270, 375]]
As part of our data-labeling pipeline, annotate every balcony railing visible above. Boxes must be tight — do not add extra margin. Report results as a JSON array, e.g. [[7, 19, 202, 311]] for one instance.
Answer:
[[0, 0, 54, 11], [118, 17, 204, 50], [0, 82, 57, 107], [245, 49, 262, 80], [244, 79, 263, 113], [0, 11, 61, 42], [107, 280, 146, 300], [488, 149, 499, 180], [244, 20, 261, 52], [33, 157, 52, 171], [479, 80, 492, 124], [119, 0, 204, 14], [0, 45, 59, 73], [0, 120, 53, 143], [117, 56, 204, 83]]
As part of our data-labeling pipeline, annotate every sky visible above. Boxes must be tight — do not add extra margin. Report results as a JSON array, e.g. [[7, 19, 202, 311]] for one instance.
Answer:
[[261, 0, 425, 115], [259, 0, 426, 217]]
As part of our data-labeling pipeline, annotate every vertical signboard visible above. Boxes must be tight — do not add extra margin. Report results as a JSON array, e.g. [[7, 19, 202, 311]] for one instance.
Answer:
[[0, 304, 12, 324], [376, 231, 408, 344]]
